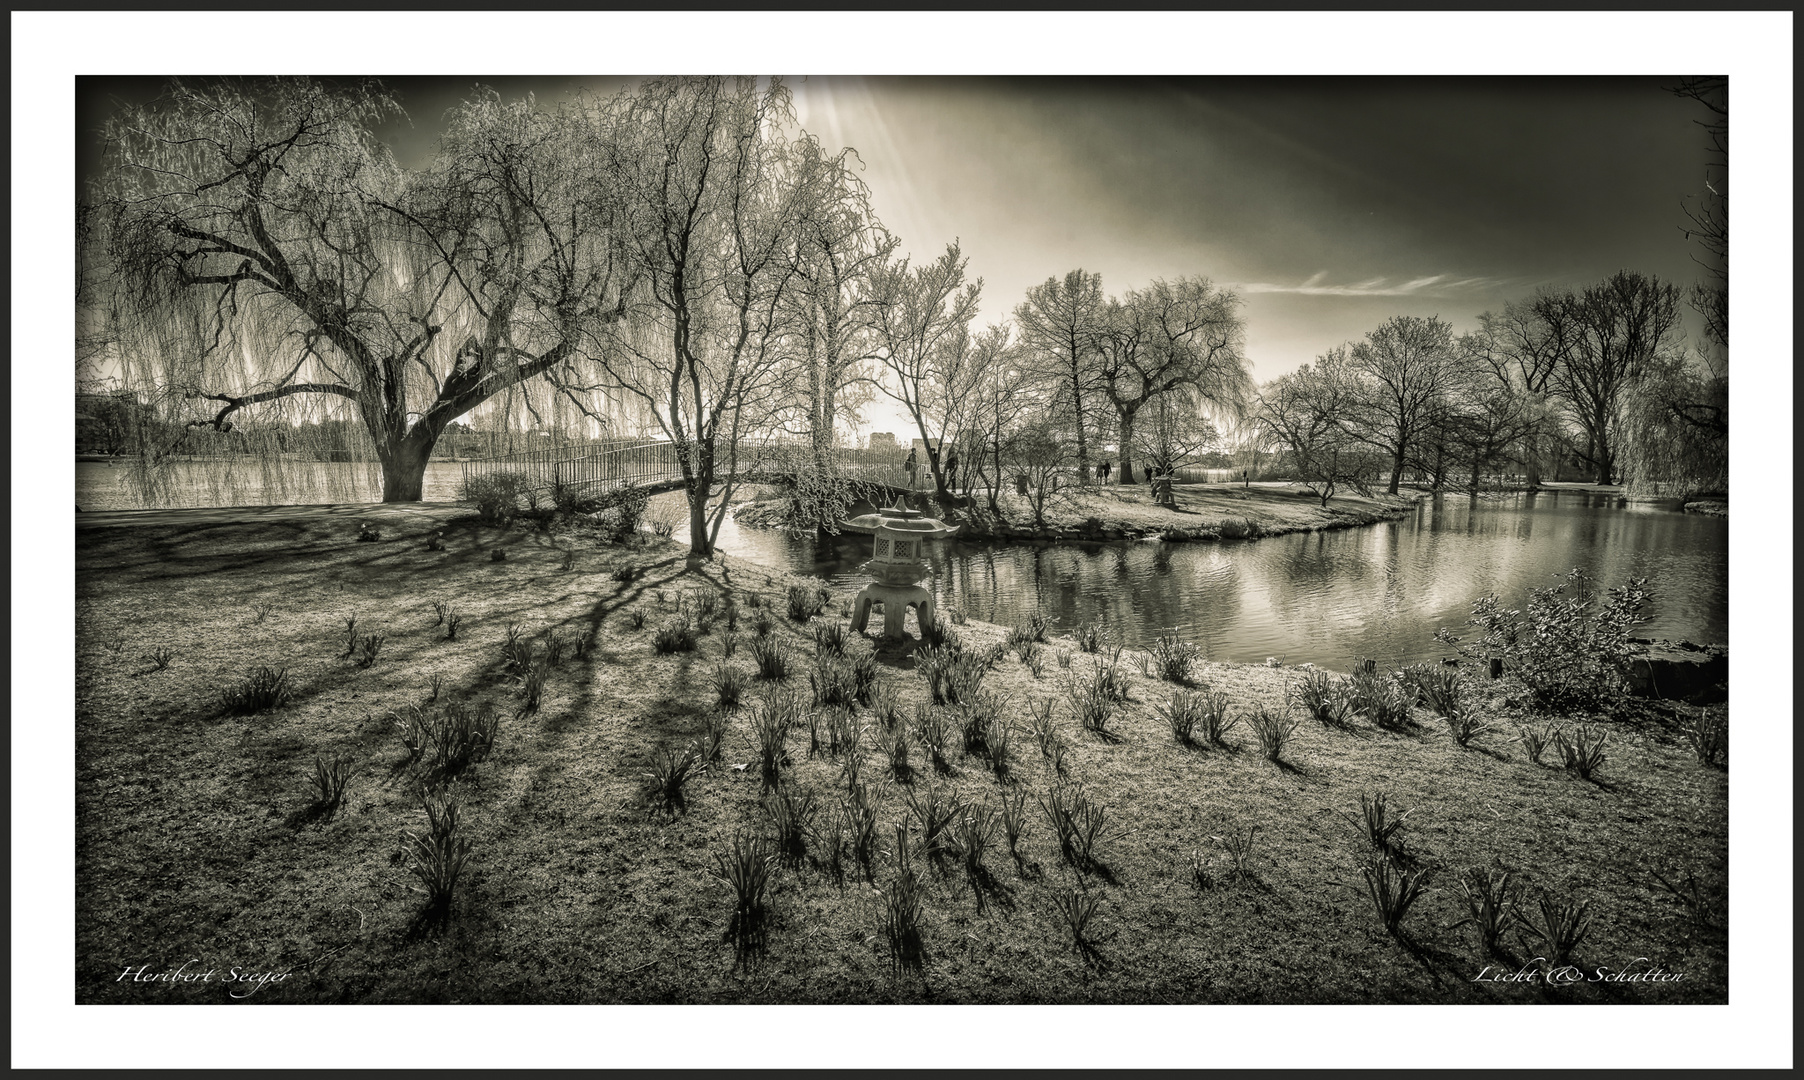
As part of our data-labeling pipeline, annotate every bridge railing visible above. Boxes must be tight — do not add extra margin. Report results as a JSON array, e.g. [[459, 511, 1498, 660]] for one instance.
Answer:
[[458, 440, 925, 498]]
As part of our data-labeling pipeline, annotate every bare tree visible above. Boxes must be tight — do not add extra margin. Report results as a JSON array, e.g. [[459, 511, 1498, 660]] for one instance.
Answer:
[[88, 78, 632, 503], [1668, 76, 1727, 351], [867, 241, 983, 498], [588, 76, 814, 558], [1015, 270, 1106, 482], [1255, 346, 1371, 507], [1346, 314, 1461, 495], [1544, 271, 1684, 485], [1133, 386, 1220, 481], [1092, 277, 1251, 485]]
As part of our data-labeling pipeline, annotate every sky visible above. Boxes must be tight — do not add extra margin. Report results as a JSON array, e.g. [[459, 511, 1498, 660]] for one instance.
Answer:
[[73, 72, 1726, 441], [19, 10, 1795, 1070]]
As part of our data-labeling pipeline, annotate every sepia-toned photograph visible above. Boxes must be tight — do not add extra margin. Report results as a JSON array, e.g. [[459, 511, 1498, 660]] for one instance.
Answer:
[[21, 8, 1791, 1071]]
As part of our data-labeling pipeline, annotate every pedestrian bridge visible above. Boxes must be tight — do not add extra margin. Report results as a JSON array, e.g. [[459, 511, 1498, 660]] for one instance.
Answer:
[[458, 441, 920, 501]]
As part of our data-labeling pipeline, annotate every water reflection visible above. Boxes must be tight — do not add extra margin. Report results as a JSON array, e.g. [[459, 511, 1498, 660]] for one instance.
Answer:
[[702, 490, 1728, 672]]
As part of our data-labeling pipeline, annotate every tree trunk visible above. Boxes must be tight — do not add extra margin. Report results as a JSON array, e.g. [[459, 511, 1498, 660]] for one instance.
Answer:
[[378, 436, 435, 502], [1470, 452, 1482, 498], [1116, 408, 1138, 485], [1387, 442, 1405, 495]]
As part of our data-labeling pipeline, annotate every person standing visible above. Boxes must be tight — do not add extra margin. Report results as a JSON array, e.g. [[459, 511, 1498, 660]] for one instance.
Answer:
[[1098, 460, 1112, 483], [943, 448, 960, 494], [903, 446, 918, 490]]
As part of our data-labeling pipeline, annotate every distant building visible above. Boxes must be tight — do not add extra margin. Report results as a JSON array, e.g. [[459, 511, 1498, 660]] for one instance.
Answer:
[[867, 432, 899, 452]]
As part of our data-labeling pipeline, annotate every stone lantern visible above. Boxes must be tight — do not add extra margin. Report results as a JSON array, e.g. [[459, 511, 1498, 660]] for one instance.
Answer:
[[844, 502, 961, 640]]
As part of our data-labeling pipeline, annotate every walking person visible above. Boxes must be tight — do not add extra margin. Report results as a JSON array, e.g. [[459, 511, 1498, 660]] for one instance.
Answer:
[[1098, 459, 1111, 483]]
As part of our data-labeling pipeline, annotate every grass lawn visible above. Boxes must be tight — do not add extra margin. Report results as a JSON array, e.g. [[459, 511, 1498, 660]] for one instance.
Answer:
[[74, 508, 1727, 1005]]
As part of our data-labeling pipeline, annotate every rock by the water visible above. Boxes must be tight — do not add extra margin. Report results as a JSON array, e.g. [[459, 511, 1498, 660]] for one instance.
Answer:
[[1625, 638, 1727, 703]]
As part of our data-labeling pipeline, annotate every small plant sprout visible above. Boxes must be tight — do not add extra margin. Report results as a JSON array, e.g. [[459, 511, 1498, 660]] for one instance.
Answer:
[[1358, 852, 1434, 940], [1682, 708, 1727, 767], [251, 602, 275, 625], [423, 673, 443, 702], [643, 743, 701, 816], [1054, 887, 1105, 965], [146, 646, 175, 673], [762, 786, 819, 869], [1212, 825, 1259, 884], [1247, 704, 1301, 763], [342, 614, 360, 658], [1343, 791, 1413, 862], [221, 665, 293, 715], [431, 600, 450, 627], [628, 610, 647, 630], [517, 662, 546, 713], [354, 631, 385, 669], [444, 610, 463, 641], [1556, 724, 1608, 780]]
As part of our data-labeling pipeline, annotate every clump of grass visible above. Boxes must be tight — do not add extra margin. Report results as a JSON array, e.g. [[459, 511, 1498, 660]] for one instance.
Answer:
[[751, 635, 790, 681], [501, 623, 531, 672], [913, 704, 954, 774], [1290, 670, 1357, 731], [1358, 852, 1434, 940], [846, 648, 879, 706], [713, 662, 748, 712], [917, 643, 986, 707], [904, 782, 965, 872], [541, 630, 567, 669], [1212, 824, 1259, 884], [999, 790, 1030, 875], [884, 726, 913, 784], [1350, 669, 1416, 731], [1246, 704, 1300, 763], [652, 616, 700, 654], [1026, 698, 1058, 754], [843, 780, 882, 882], [809, 657, 860, 710], [762, 786, 819, 869], [869, 681, 904, 731], [393, 705, 430, 764], [1649, 864, 1725, 934], [354, 631, 385, 669], [1064, 666, 1120, 740], [1054, 647, 1073, 670], [748, 690, 799, 791], [723, 596, 740, 632], [1147, 632, 1202, 685], [786, 580, 832, 622], [307, 752, 355, 815], [422, 673, 443, 702], [655, 588, 670, 606], [751, 608, 777, 640], [250, 602, 274, 625], [1073, 620, 1108, 654], [643, 743, 701, 816], [431, 600, 451, 627], [1038, 782, 1113, 877], [1454, 868, 1518, 957], [628, 610, 647, 630], [879, 824, 925, 976], [404, 786, 472, 922], [713, 831, 773, 967], [146, 646, 176, 673], [1024, 647, 1046, 679], [698, 711, 730, 765], [1156, 689, 1209, 747], [985, 715, 1015, 783], [517, 662, 547, 713], [1400, 662, 1463, 716], [954, 803, 1000, 909], [721, 630, 740, 659], [1682, 709, 1727, 767], [610, 564, 637, 584], [444, 610, 463, 641], [1054, 888, 1104, 965], [1555, 724, 1609, 780], [947, 603, 968, 626], [221, 665, 293, 715], [1515, 892, 1592, 967], [1442, 704, 1496, 748], [1520, 722, 1557, 765], [813, 619, 848, 658], [420, 702, 500, 776], [1343, 791, 1413, 861]]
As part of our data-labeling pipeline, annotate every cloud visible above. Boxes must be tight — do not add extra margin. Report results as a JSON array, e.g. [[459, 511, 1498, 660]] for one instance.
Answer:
[[1237, 273, 1511, 297]]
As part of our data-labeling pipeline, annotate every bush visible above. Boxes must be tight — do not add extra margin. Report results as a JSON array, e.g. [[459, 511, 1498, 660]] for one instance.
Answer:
[[1146, 633, 1202, 685], [590, 482, 651, 542], [222, 665, 293, 715], [652, 616, 700, 654], [1434, 568, 1649, 714], [463, 471, 533, 525], [1291, 670, 1357, 731], [1247, 704, 1300, 763], [786, 580, 832, 622]]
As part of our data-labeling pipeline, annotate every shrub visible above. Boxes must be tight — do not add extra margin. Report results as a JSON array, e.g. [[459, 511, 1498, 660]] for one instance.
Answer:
[[1349, 669, 1415, 731], [643, 743, 701, 816], [713, 831, 773, 966], [421, 702, 500, 776], [1555, 724, 1608, 780], [652, 616, 700, 654], [786, 580, 832, 622], [1247, 704, 1300, 763], [444, 611, 463, 641], [1520, 722, 1558, 765], [1434, 568, 1649, 714], [1147, 633, 1202, 685], [1064, 665, 1120, 739], [751, 635, 790, 681], [222, 665, 293, 715], [917, 644, 985, 707], [884, 726, 912, 784], [404, 786, 472, 921], [146, 646, 175, 672], [628, 610, 646, 630], [749, 689, 800, 791], [307, 752, 355, 814], [463, 471, 533, 524]]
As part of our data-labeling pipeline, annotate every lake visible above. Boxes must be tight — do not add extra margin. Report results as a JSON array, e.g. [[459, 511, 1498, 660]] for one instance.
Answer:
[[77, 461, 1726, 672]]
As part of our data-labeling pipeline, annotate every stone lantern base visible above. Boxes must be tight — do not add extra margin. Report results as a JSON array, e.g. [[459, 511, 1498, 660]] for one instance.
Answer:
[[850, 582, 936, 641]]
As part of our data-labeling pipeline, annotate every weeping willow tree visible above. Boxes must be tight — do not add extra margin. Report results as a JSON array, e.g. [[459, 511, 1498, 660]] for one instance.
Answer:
[[1618, 346, 1728, 500], [84, 77, 634, 505]]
